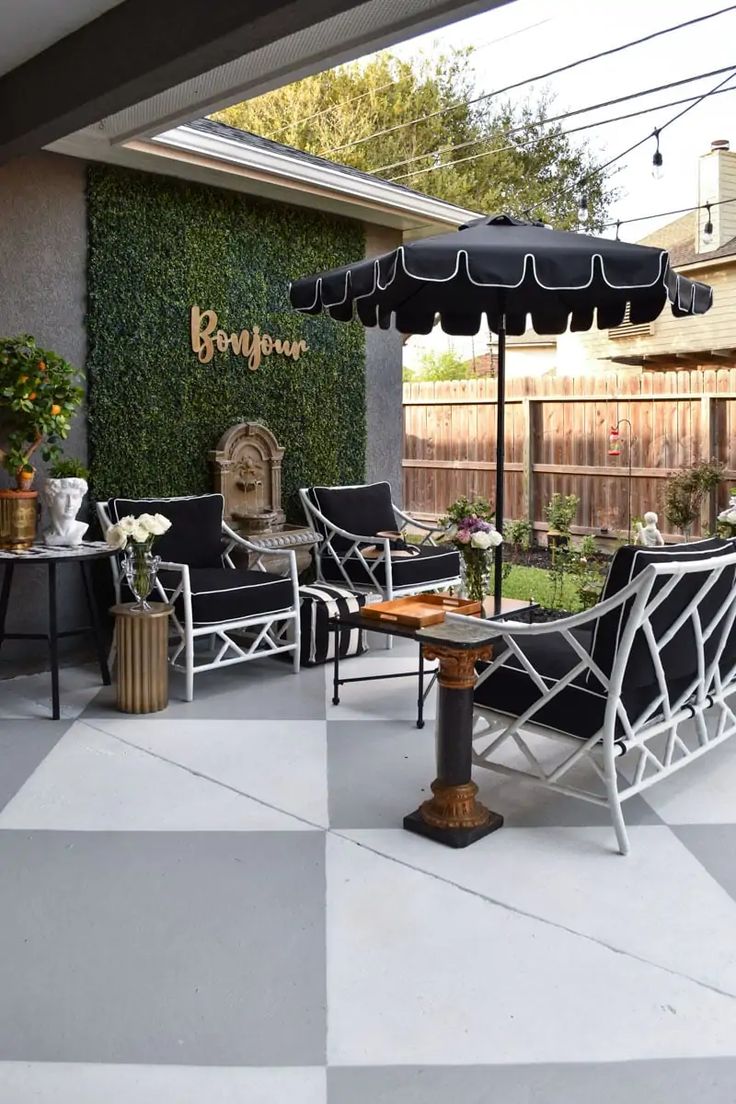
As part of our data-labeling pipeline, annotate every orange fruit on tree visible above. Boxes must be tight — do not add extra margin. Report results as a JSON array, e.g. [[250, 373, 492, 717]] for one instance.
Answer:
[[28, 392, 37, 400], [50, 403, 61, 415], [37, 361, 46, 372]]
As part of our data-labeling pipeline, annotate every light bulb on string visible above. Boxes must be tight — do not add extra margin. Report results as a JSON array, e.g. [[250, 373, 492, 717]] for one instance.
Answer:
[[577, 194, 588, 225], [651, 129, 664, 180], [703, 203, 714, 245], [615, 220, 621, 241]]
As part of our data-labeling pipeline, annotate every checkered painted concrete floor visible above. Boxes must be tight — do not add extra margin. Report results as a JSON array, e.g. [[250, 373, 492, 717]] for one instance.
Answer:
[[2, 638, 736, 1102]]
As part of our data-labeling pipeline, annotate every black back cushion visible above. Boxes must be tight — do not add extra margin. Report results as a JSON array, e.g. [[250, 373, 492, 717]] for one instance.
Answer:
[[590, 539, 736, 701], [108, 494, 224, 568], [311, 482, 397, 551]]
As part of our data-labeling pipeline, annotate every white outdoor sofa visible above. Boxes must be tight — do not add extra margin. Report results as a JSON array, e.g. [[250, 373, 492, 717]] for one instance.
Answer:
[[471, 539, 736, 854], [98, 493, 300, 701]]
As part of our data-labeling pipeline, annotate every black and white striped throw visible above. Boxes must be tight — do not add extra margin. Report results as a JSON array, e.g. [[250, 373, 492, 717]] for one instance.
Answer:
[[299, 584, 368, 666]]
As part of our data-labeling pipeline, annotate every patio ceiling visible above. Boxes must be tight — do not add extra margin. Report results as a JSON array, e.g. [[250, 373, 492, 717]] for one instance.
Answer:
[[0, 0, 513, 165]]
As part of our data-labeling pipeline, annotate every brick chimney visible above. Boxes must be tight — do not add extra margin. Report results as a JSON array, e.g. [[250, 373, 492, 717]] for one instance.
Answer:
[[697, 139, 736, 252]]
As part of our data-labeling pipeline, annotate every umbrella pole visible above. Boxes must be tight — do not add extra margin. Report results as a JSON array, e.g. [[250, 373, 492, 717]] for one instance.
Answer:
[[493, 317, 506, 614]]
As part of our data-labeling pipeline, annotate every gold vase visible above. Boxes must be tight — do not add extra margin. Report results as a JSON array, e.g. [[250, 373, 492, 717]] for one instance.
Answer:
[[0, 490, 38, 550]]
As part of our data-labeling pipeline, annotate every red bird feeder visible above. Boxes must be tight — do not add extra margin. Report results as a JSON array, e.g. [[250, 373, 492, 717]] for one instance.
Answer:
[[608, 426, 621, 457]]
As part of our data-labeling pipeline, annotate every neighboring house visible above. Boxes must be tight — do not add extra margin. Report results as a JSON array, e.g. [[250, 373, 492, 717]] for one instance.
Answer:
[[405, 324, 556, 378], [557, 139, 736, 372]]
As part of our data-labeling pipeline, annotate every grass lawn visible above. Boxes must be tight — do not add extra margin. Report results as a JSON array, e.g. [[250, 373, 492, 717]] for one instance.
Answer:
[[502, 563, 582, 612]]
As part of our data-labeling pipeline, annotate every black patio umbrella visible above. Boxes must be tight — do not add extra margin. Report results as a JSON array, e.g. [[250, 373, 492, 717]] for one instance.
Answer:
[[289, 214, 714, 608]]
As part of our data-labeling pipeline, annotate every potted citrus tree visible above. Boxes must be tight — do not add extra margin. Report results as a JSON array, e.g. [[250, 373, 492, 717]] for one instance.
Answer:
[[0, 334, 84, 549]]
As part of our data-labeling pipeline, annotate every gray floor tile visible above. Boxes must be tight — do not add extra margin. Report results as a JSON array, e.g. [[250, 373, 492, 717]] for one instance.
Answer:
[[0, 830, 326, 1065], [478, 773, 663, 829], [328, 721, 436, 828], [327, 720, 661, 830], [673, 825, 736, 901], [0, 720, 71, 811], [83, 658, 327, 720], [327, 1060, 736, 1103]]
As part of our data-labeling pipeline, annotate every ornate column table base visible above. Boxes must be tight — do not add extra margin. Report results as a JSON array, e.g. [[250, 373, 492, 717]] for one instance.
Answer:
[[404, 623, 504, 848]]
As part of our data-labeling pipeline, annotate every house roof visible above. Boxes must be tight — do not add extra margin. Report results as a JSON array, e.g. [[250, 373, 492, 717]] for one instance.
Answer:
[[638, 209, 736, 268], [190, 117, 444, 207], [141, 116, 480, 233]]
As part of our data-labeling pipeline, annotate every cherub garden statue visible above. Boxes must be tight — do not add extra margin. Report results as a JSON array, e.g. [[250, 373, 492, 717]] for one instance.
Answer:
[[635, 510, 664, 547]]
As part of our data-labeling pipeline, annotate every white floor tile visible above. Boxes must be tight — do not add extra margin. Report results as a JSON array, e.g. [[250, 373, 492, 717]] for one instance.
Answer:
[[337, 826, 736, 995], [0, 718, 326, 831], [0, 666, 102, 719], [0, 1063, 325, 1104], [326, 832, 736, 1066], [326, 655, 437, 721]]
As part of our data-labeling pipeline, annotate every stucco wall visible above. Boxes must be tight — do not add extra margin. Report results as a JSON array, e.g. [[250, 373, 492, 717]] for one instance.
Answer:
[[364, 223, 404, 503], [0, 152, 88, 673]]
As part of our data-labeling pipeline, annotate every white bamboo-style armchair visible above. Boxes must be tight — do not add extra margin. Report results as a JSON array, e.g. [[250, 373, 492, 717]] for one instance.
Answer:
[[470, 541, 736, 854], [98, 493, 300, 701], [299, 481, 461, 602]]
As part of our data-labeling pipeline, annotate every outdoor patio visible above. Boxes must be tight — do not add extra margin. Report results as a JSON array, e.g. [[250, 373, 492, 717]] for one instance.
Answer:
[[2, 637, 736, 1101]]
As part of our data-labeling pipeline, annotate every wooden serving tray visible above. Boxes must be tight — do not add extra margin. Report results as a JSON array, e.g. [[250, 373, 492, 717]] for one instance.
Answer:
[[363, 594, 482, 627]]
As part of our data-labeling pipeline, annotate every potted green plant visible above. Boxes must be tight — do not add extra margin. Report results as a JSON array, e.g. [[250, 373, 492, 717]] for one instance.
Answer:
[[0, 335, 83, 549], [545, 492, 579, 553], [663, 459, 724, 541]]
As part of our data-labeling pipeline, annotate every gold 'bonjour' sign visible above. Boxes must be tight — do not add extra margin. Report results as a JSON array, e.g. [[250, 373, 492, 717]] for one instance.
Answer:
[[190, 305, 308, 369]]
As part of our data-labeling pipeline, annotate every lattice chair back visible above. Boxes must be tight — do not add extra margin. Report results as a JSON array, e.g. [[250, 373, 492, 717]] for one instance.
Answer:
[[590, 540, 736, 731], [601, 550, 736, 744]]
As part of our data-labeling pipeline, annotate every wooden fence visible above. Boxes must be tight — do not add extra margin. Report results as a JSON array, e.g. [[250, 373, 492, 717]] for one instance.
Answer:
[[403, 368, 736, 539]]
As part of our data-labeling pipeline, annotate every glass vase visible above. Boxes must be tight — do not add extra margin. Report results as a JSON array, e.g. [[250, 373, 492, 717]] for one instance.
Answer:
[[460, 548, 490, 603], [123, 543, 161, 612]]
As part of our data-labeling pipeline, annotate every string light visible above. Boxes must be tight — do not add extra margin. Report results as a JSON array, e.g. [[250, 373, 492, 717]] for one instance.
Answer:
[[703, 202, 714, 244], [577, 194, 589, 224], [615, 220, 621, 241], [652, 129, 664, 179]]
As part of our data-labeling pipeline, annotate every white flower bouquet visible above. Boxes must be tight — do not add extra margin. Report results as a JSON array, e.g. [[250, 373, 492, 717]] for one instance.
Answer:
[[107, 512, 171, 549], [107, 513, 172, 611]]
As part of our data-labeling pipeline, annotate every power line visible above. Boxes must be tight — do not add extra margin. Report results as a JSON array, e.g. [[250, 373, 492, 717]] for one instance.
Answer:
[[376, 63, 736, 179], [260, 16, 553, 140], [388, 82, 736, 183], [526, 65, 736, 219], [603, 194, 736, 232], [321, 4, 736, 157]]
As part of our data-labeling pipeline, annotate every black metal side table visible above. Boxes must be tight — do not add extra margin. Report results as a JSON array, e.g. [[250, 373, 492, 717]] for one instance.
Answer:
[[0, 541, 116, 719]]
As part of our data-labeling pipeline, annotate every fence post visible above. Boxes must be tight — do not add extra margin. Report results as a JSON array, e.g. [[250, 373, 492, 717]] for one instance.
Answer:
[[521, 398, 535, 530], [700, 395, 715, 535]]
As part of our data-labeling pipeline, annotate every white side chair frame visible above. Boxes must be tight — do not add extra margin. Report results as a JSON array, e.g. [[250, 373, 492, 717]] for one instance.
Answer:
[[468, 552, 736, 855], [299, 487, 461, 602], [98, 503, 300, 701]]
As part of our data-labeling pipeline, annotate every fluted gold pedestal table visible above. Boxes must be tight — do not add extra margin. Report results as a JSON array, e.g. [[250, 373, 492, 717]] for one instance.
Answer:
[[111, 603, 173, 714]]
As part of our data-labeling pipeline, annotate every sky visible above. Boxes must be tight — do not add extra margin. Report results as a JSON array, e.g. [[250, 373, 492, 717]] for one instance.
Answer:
[[376, 0, 736, 240]]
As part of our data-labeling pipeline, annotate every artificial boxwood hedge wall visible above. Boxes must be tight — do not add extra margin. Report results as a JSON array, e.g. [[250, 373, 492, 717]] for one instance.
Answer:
[[86, 164, 366, 518]]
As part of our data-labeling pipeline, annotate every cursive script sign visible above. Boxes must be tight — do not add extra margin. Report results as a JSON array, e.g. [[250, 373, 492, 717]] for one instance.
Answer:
[[190, 305, 308, 369]]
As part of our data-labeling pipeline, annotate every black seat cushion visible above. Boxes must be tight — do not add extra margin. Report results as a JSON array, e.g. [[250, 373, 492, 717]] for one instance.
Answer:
[[474, 627, 659, 740], [159, 567, 293, 625], [589, 539, 736, 692], [109, 495, 224, 569], [311, 482, 398, 551], [320, 544, 460, 589]]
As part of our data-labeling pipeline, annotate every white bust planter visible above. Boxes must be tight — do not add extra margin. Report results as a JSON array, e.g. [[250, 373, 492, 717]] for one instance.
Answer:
[[42, 477, 89, 547]]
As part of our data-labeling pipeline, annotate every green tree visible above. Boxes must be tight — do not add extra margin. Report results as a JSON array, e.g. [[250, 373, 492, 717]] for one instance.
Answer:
[[405, 349, 470, 382], [215, 49, 615, 229]]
